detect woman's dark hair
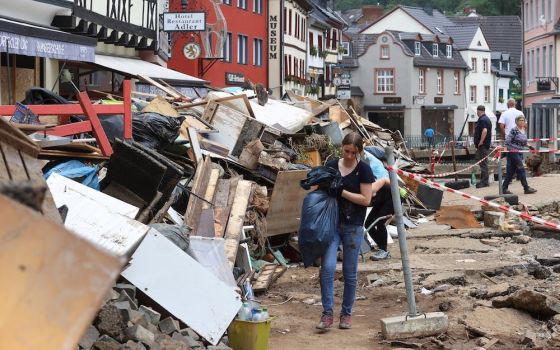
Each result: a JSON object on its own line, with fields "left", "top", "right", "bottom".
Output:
{"left": 341, "top": 132, "right": 364, "bottom": 153}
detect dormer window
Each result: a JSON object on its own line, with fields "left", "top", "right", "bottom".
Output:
{"left": 432, "top": 43, "right": 439, "bottom": 57}
{"left": 507, "top": 62, "right": 510, "bottom": 71}
{"left": 446, "top": 45, "right": 452, "bottom": 58}
{"left": 415, "top": 41, "right": 421, "bottom": 55}
{"left": 499, "top": 61, "right": 503, "bottom": 70}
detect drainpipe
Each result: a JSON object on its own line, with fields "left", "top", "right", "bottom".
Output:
{"left": 461, "top": 66, "right": 470, "bottom": 141}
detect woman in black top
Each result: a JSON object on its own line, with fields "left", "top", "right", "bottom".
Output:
{"left": 316, "top": 132, "right": 374, "bottom": 330}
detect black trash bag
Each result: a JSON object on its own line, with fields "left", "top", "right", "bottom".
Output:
{"left": 300, "top": 166, "right": 340, "bottom": 190}
{"left": 132, "top": 112, "right": 185, "bottom": 150}
{"left": 298, "top": 189, "right": 339, "bottom": 267}
{"left": 170, "top": 183, "right": 189, "bottom": 214}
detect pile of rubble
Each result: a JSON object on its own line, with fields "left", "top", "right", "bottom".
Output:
{"left": 0, "top": 81, "right": 425, "bottom": 349}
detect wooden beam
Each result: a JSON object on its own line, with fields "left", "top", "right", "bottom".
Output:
{"left": 139, "top": 75, "right": 181, "bottom": 99}
{"left": 223, "top": 180, "right": 252, "bottom": 268}
{"left": 184, "top": 156, "right": 212, "bottom": 234}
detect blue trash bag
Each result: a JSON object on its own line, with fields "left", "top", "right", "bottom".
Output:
{"left": 44, "top": 160, "right": 100, "bottom": 190}
{"left": 298, "top": 189, "right": 339, "bottom": 267}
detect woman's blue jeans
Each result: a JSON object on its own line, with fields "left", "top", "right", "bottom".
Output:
{"left": 503, "top": 152, "right": 529, "bottom": 191}
{"left": 320, "top": 223, "right": 362, "bottom": 316}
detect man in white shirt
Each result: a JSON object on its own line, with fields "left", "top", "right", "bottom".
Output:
{"left": 498, "top": 98, "right": 523, "bottom": 139}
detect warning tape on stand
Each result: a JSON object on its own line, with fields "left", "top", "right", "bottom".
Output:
{"left": 422, "top": 147, "right": 500, "bottom": 178}
{"left": 388, "top": 165, "right": 560, "bottom": 231}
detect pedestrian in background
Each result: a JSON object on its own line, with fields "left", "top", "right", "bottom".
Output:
{"left": 498, "top": 98, "right": 523, "bottom": 140}
{"left": 424, "top": 127, "right": 435, "bottom": 149}
{"left": 362, "top": 149, "right": 393, "bottom": 261}
{"left": 474, "top": 105, "right": 491, "bottom": 188}
{"left": 317, "top": 132, "right": 374, "bottom": 331}
{"left": 502, "top": 115, "right": 537, "bottom": 195}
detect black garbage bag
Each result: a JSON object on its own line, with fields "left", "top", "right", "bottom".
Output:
{"left": 300, "top": 166, "right": 340, "bottom": 190}
{"left": 298, "top": 189, "right": 339, "bottom": 267}
{"left": 132, "top": 112, "right": 185, "bottom": 150}
{"left": 170, "top": 183, "right": 189, "bottom": 214}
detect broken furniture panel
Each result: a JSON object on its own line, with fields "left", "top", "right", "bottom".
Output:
{"left": 0, "top": 118, "right": 61, "bottom": 223}
{"left": 223, "top": 180, "right": 253, "bottom": 268}
{"left": 185, "top": 156, "right": 212, "bottom": 234}
{"left": 0, "top": 80, "right": 133, "bottom": 157}
{"left": 265, "top": 170, "right": 310, "bottom": 237}
{"left": 47, "top": 173, "right": 150, "bottom": 256}
{"left": 0, "top": 194, "right": 124, "bottom": 350}
{"left": 121, "top": 230, "right": 241, "bottom": 345}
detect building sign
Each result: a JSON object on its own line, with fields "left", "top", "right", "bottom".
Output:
{"left": 268, "top": 14, "right": 278, "bottom": 60}
{"left": 434, "top": 97, "right": 443, "bottom": 104}
{"left": 268, "top": 0, "right": 281, "bottom": 98}
{"left": 336, "top": 88, "right": 351, "bottom": 99}
{"left": 383, "top": 97, "right": 401, "bottom": 104}
{"left": 0, "top": 31, "right": 95, "bottom": 62}
{"left": 163, "top": 12, "right": 206, "bottom": 32}
{"left": 413, "top": 96, "right": 425, "bottom": 105}
{"left": 225, "top": 72, "right": 245, "bottom": 85}
{"left": 183, "top": 42, "right": 201, "bottom": 59}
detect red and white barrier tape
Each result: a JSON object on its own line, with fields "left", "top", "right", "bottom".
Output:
{"left": 527, "top": 138, "right": 558, "bottom": 142}
{"left": 500, "top": 149, "right": 560, "bottom": 154}
{"left": 389, "top": 165, "right": 560, "bottom": 231}
{"left": 422, "top": 147, "right": 499, "bottom": 178}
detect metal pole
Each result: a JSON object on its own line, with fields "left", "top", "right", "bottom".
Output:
{"left": 385, "top": 146, "right": 418, "bottom": 317}
{"left": 498, "top": 153, "right": 503, "bottom": 195}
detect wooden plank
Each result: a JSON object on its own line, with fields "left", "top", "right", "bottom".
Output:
{"left": 201, "top": 101, "right": 219, "bottom": 123}
{"left": 0, "top": 194, "right": 124, "bottom": 350}
{"left": 196, "top": 208, "right": 216, "bottom": 238}
{"left": 187, "top": 127, "right": 203, "bottom": 165}
{"left": 265, "top": 170, "right": 310, "bottom": 237}
{"left": 202, "top": 169, "right": 220, "bottom": 210}
{"left": 231, "top": 118, "right": 265, "bottom": 157}
{"left": 223, "top": 180, "right": 252, "bottom": 268}
{"left": 199, "top": 138, "right": 230, "bottom": 157}
{"left": 252, "top": 263, "right": 279, "bottom": 293}
{"left": 213, "top": 179, "right": 231, "bottom": 208}
{"left": 205, "top": 104, "right": 248, "bottom": 153}
{"left": 185, "top": 156, "right": 212, "bottom": 234}
{"left": 139, "top": 75, "right": 180, "bottom": 99}
{"left": 212, "top": 179, "right": 231, "bottom": 238}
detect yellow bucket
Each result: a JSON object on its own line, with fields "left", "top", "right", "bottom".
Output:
{"left": 228, "top": 318, "right": 273, "bottom": 350}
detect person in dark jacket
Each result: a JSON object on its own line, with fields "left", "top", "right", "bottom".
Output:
{"left": 316, "top": 132, "right": 374, "bottom": 331}
{"left": 502, "top": 115, "right": 537, "bottom": 194}
{"left": 473, "top": 105, "right": 492, "bottom": 188}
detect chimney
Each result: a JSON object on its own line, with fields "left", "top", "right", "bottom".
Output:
{"left": 359, "top": 5, "right": 384, "bottom": 24}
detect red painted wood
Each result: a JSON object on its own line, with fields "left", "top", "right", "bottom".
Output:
{"left": 122, "top": 79, "right": 132, "bottom": 139}
{"left": 46, "top": 121, "right": 92, "bottom": 136}
{"left": 77, "top": 92, "right": 113, "bottom": 156}
{"left": 0, "top": 104, "right": 125, "bottom": 116}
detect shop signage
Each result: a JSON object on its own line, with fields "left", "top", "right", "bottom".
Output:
{"left": 225, "top": 72, "right": 245, "bottom": 85}
{"left": 383, "top": 97, "right": 401, "bottom": 104}
{"left": 269, "top": 15, "right": 278, "bottom": 59}
{"left": 0, "top": 31, "right": 95, "bottom": 62}
{"left": 434, "top": 97, "right": 443, "bottom": 104}
{"left": 413, "top": 96, "right": 425, "bottom": 105}
{"left": 336, "top": 88, "right": 351, "bottom": 100}
{"left": 163, "top": 12, "right": 206, "bottom": 32}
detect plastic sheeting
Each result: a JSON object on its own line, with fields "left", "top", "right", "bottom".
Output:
{"left": 207, "top": 91, "right": 312, "bottom": 133}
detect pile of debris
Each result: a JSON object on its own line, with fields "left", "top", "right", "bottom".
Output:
{"left": 0, "top": 81, "right": 423, "bottom": 349}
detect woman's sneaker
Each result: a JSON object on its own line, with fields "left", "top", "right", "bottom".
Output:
{"left": 370, "top": 249, "right": 391, "bottom": 261}
{"left": 339, "top": 315, "right": 352, "bottom": 329}
{"left": 316, "top": 314, "right": 333, "bottom": 330}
